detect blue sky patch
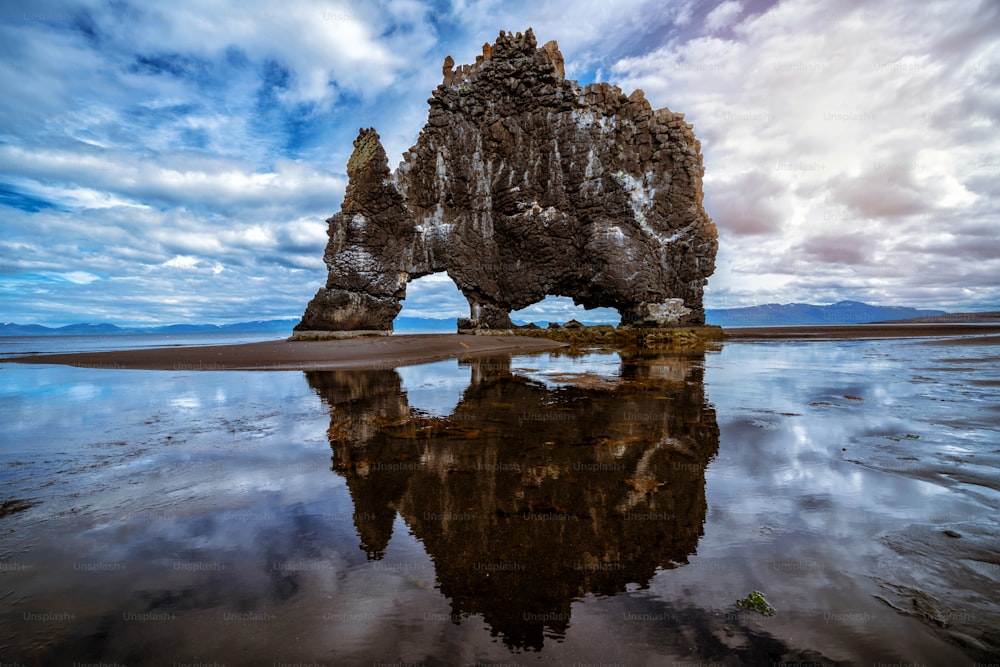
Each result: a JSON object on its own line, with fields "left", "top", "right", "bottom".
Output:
{"left": 0, "top": 184, "right": 60, "bottom": 213}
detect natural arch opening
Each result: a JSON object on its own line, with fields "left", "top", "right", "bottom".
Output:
{"left": 511, "top": 296, "right": 620, "bottom": 328}
{"left": 394, "top": 272, "right": 466, "bottom": 333}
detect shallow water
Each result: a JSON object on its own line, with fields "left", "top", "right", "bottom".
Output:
{"left": 0, "top": 332, "right": 288, "bottom": 357}
{"left": 0, "top": 337, "right": 997, "bottom": 665}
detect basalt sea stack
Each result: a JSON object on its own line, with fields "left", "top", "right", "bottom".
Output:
{"left": 294, "top": 28, "right": 717, "bottom": 337}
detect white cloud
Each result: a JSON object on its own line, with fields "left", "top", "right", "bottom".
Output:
{"left": 612, "top": 0, "right": 1000, "bottom": 309}
{"left": 53, "top": 271, "right": 103, "bottom": 285}
{"left": 71, "top": 0, "right": 411, "bottom": 106}
{"left": 0, "top": 145, "right": 346, "bottom": 213}
{"left": 398, "top": 273, "right": 468, "bottom": 319}
{"left": 705, "top": 171, "right": 786, "bottom": 235}
{"left": 704, "top": 1, "right": 742, "bottom": 32}
{"left": 512, "top": 298, "right": 620, "bottom": 324}
{"left": 163, "top": 255, "right": 201, "bottom": 270}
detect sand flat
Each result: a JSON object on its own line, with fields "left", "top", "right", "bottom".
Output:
{"left": 6, "top": 325, "right": 1000, "bottom": 372}
{"left": 4, "top": 334, "right": 567, "bottom": 371}
{"left": 724, "top": 324, "right": 1000, "bottom": 340}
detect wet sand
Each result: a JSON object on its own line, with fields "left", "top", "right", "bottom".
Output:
{"left": 724, "top": 323, "right": 1000, "bottom": 340}
{"left": 3, "top": 334, "right": 567, "bottom": 371}
{"left": 5, "top": 325, "right": 999, "bottom": 372}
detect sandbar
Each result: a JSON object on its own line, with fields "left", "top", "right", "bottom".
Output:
{"left": 4, "top": 334, "right": 567, "bottom": 371}
{"left": 6, "top": 326, "right": 1000, "bottom": 372}
{"left": 723, "top": 323, "right": 1000, "bottom": 341}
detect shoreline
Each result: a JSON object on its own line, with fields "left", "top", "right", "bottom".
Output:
{"left": 4, "top": 324, "right": 999, "bottom": 372}
{"left": 2, "top": 334, "right": 567, "bottom": 371}
{"left": 721, "top": 323, "right": 1000, "bottom": 341}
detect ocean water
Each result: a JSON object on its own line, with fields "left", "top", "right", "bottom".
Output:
{"left": 0, "top": 335, "right": 998, "bottom": 665}
{"left": 0, "top": 332, "right": 290, "bottom": 357}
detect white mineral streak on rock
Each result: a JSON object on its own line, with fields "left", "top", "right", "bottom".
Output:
{"left": 603, "top": 225, "right": 626, "bottom": 242}
{"left": 336, "top": 246, "right": 380, "bottom": 278}
{"left": 615, "top": 170, "right": 694, "bottom": 250}
{"left": 435, "top": 150, "right": 449, "bottom": 200}
{"left": 617, "top": 438, "right": 669, "bottom": 511}
{"left": 646, "top": 299, "right": 692, "bottom": 325}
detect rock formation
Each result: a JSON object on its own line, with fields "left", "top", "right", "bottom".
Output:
{"left": 295, "top": 28, "right": 717, "bottom": 336}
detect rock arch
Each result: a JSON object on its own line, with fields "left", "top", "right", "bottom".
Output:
{"left": 294, "top": 28, "right": 717, "bottom": 337}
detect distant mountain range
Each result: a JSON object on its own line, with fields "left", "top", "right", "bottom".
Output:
{"left": 384, "top": 303, "right": 967, "bottom": 328}
{"left": 704, "top": 301, "right": 948, "bottom": 326}
{"left": 5, "top": 302, "right": 993, "bottom": 335}
{"left": 0, "top": 319, "right": 301, "bottom": 336}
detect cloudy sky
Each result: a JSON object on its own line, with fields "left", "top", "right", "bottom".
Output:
{"left": 1, "top": 0, "right": 997, "bottom": 326}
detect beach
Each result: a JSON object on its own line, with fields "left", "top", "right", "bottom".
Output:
{"left": 722, "top": 323, "right": 1000, "bottom": 340}
{"left": 6, "top": 324, "right": 1000, "bottom": 372}
{"left": 3, "top": 333, "right": 567, "bottom": 371}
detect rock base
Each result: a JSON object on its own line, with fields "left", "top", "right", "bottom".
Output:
{"left": 288, "top": 329, "right": 391, "bottom": 342}
{"left": 461, "top": 323, "right": 725, "bottom": 350}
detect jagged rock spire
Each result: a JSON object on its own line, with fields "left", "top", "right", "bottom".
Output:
{"left": 295, "top": 29, "right": 717, "bottom": 336}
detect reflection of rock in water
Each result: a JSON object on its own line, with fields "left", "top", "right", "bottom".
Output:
{"left": 306, "top": 351, "right": 719, "bottom": 650}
